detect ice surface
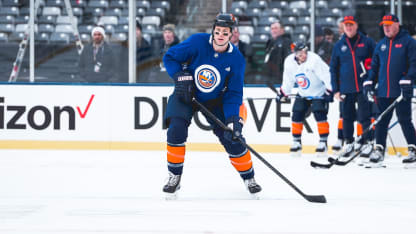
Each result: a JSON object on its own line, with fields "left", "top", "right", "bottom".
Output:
{"left": 0, "top": 149, "right": 415, "bottom": 234}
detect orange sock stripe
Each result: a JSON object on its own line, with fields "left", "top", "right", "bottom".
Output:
{"left": 338, "top": 118, "right": 343, "bottom": 130}
{"left": 317, "top": 121, "right": 330, "bottom": 135}
{"left": 292, "top": 122, "right": 303, "bottom": 135}
{"left": 371, "top": 118, "right": 375, "bottom": 130}
{"left": 230, "top": 151, "right": 253, "bottom": 172}
{"left": 167, "top": 145, "right": 185, "bottom": 164}
{"left": 356, "top": 123, "right": 363, "bottom": 136}
{"left": 239, "top": 103, "right": 247, "bottom": 124}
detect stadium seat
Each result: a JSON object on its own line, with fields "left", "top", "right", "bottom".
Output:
{"left": 239, "top": 33, "right": 250, "bottom": 44}
{"left": 84, "top": 7, "right": 104, "bottom": 17}
{"left": 0, "top": 7, "right": 19, "bottom": 16}
{"left": 19, "top": 7, "right": 43, "bottom": 16}
{"left": 15, "top": 24, "right": 38, "bottom": 33}
{"left": 244, "top": 8, "right": 261, "bottom": 19}
{"left": 8, "top": 32, "right": 25, "bottom": 42}
{"left": 14, "top": 15, "right": 30, "bottom": 24}
{"left": 316, "top": 0, "right": 328, "bottom": 9}
{"left": 35, "top": 32, "right": 50, "bottom": 43}
{"left": 137, "top": 0, "right": 150, "bottom": 10}
{"left": 0, "top": 15, "right": 15, "bottom": 24}
{"left": 293, "top": 33, "right": 307, "bottom": 42}
{"left": 281, "top": 17, "right": 297, "bottom": 27}
{"left": 254, "top": 25, "right": 270, "bottom": 35}
{"left": 284, "top": 25, "right": 294, "bottom": 35}
{"left": 0, "top": 32, "right": 8, "bottom": 42}
{"left": 57, "top": 16, "right": 78, "bottom": 25}
{"left": 137, "top": 8, "right": 146, "bottom": 17}
{"left": 103, "top": 24, "right": 114, "bottom": 35}
{"left": 38, "top": 15, "right": 57, "bottom": 24}
{"left": 114, "top": 24, "right": 128, "bottom": 33}
{"left": 105, "top": 8, "right": 122, "bottom": 17}
{"left": 110, "top": 0, "right": 126, "bottom": 9}
{"left": 46, "top": 0, "right": 64, "bottom": 7}
{"left": 319, "top": 8, "right": 342, "bottom": 18}
{"left": 289, "top": 1, "right": 307, "bottom": 9}
{"left": 55, "top": 24, "right": 73, "bottom": 33}
{"left": 142, "top": 32, "right": 151, "bottom": 44}
{"left": 78, "top": 24, "right": 94, "bottom": 34}
{"left": 142, "top": 24, "right": 156, "bottom": 34}
{"left": 50, "top": 32, "right": 70, "bottom": 44}
{"left": 297, "top": 16, "right": 311, "bottom": 26}
{"left": 2, "top": 0, "right": 19, "bottom": 7}
{"left": 38, "top": 24, "right": 55, "bottom": 33}
{"left": 62, "top": 7, "right": 83, "bottom": 17}
{"left": 142, "top": 16, "right": 160, "bottom": 27}
{"left": 251, "top": 34, "right": 269, "bottom": 44}
{"left": 262, "top": 8, "right": 282, "bottom": 18}
{"left": 0, "top": 24, "right": 15, "bottom": 33}
{"left": 79, "top": 33, "right": 91, "bottom": 42}
{"left": 43, "top": 7, "right": 62, "bottom": 16}
{"left": 118, "top": 16, "right": 128, "bottom": 25}
{"left": 110, "top": 32, "right": 126, "bottom": 42}
{"left": 99, "top": 16, "right": 118, "bottom": 25}
{"left": 257, "top": 16, "right": 278, "bottom": 27}
{"left": 231, "top": 8, "right": 244, "bottom": 18}
{"left": 269, "top": 1, "right": 288, "bottom": 10}
{"left": 231, "top": 1, "right": 248, "bottom": 10}
{"left": 71, "top": 0, "right": 86, "bottom": 8}
{"left": 293, "top": 25, "right": 309, "bottom": 35}
{"left": 88, "top": 0, "right": 109, "bottom": 9}
{"left": 328, "top": 0, "right": 350, "bottom": 9}
{"left": 151, "top": 1, "right": 170, "bottom": 11}
{"left": 248, "top": 0, "right": 268, "bottom": 10}
{"left": 146, "top": 8, "right": 165, "bottom": 18}
{"left": 317, "top": 17, "right": 336, "bottom": 27}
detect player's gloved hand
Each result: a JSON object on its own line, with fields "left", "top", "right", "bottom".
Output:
{"left": 399, "top": 79, "right": 413, "bottom": 101}
{"left": 363, "top": 80, "right": 375, "bottom": 102}
{"left": 224, "top": 116, "right": 244, "bottom": 143}
{"left": 323, "top": 89, "right": 333, "bottom": 102}
{"left": 174, "top": 71, "right": 195, "bottom": 104}
{"left": 276, "top": 87, "right": 288, "bottom": 102}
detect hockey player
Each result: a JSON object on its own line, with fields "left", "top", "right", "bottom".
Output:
{"left": 277, "top": 41, "right": 333, "bottom": 156}
{"left": 330, "top": 15, "right": 376, "bottom": 159}
{"left": 364, "top": 14, "right": 416, "bottom": 167}
{"left": 162, "top": 13, "right": 262, "bottom": 197}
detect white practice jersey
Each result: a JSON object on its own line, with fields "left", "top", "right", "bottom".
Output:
{"left": 281, "top": 51, "right": 332, "bottom": 97}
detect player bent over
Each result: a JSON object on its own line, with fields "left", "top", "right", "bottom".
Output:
{"left": 277, "top": 42, "right": 333, "bottom": 156}
{"left": 162, "top": 13, "right": 261, "bottom": 197}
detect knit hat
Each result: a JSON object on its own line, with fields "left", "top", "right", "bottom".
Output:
{"left": 91, "top": 26, "right": 106, "bottom": 38}
{"left": 162, "top": 24, "right": 175, "bottom": 33}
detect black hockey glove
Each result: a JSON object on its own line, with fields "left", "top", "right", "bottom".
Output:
{"left": 363, "top": 80, "right": 375, "bottom": 102}
{"left": 224, "top": 116, "right": 244, "bottom": 143}
{"left": 322, "top": 89, "right": 333, "bottom": 103}
{"left": 400, "top": 79, "right": 413, "bottom": 101}
{"left": 174, "top": 71, "right": 195, "bottom": 104}
{"left": 276, "top": 87, "right": 288, "bottom": 102}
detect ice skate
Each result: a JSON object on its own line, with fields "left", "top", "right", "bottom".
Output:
{"left": 359, "top": 142, "right": 373, "bottom": 158}
{"left": 315, "top": 141, "right": 327, "bottom": 157}
{"left": 163, "top": 171, "right": 181, "bottom": 200}
{"left": 244, "top": 177, "right": 262, "bottom": 199}
{"left": 339, "top": 142, "right": 354, "bottom": 158}
{"left": 354, "top": 142, "right": 362, "bottom": 152}
{"left": 290, "top": 141, "right": 302, "bottom": 157}
{"left": 365, "top": 145, "right": 386, "bottom": 168}
{"left": 403, "top": 145, "right": 416, "bottom": 169}
{"left": 331, "top": 139, "right": 343, "bottom": 154}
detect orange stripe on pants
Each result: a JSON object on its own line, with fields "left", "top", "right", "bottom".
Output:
{"left": 292, "top": 122, "right": 303, "bottom": 135}
{"left": 338, "top": 118, "right": 343, "bottom": 130}
{"left": 356, "top": 122, "right": 363, "bottom": 136}
{"left": 318, "top": 121, "right": 329, "bottom": 135}
{"left": 230, "top": 151, "right": 253, "bottom": 172}
{"left": 167, "top": 144, "right": 185, "bottom": 164}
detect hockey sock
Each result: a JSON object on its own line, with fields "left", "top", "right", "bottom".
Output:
{"left": 167, "top": 143, "right": 185, "bottom": 175}
{"left": 317, "top": 121, "right": 329, "bottom": 140}
{"left": 229, "top": 149, "right": 254, "bottom": 180}
{"left": 337, "top": 118, "right": 343, "bottom": 140}
{"left": 292, "top": 122, "right": 303, "bottom": 140}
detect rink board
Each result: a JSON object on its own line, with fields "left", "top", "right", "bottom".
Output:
{"left": 0, "top": 84, "right": 414, "bottom": 154}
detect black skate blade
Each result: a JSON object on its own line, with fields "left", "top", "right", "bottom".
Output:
{"left": 310, "top": 160, "right": 333, "bottom": 169}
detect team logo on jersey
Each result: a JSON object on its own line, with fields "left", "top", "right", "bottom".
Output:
{"left": 295, "top": 73, "right": 310, "bottom": 90}
{"left": 341, "top": 45, "right": 348, "bottom": 52}
{"left": 381, "top": 44, "right": 387, "bottom": 51}
{"left": 194, "top": 64, "right": 221, "bottom": 93}
{"left": 395, "top": 43, "right": 402, "bottom": 48}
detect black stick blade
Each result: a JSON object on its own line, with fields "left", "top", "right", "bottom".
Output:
{"left": 310, "top": 160, "right": 333, "bottom": 169}
{"left": 306, "top": 195, "right": 327, "bottom": 203}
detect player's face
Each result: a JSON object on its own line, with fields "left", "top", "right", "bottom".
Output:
{"left": 383, "top": 23, "right": 400, "bottom": 38}
{"left": 343, "top": 23, "right": 357, "bottom": 38}
{"left": 93, "top": 31, "right": 104, "bottom": 44}
{"left": 295, "top": 50, "right": 307, "bottom": 63}
{"left": 213, "top": 26, "right": 232, "bottom": 46}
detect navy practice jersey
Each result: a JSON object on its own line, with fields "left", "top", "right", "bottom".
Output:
{"left": 163, "top": 33, "right": 246, "bottom": 119}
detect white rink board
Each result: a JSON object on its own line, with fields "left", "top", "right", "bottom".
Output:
{"left": 0, "top": 84, "right": 414, "bottom": 147}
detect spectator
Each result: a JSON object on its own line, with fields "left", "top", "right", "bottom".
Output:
{"left": 264, "top": 21, "right": 292, "bottom": 84}
{"left": 230, "top": 27, "right": 252, "bottom": 59}
{"left": 79, "top": 26, "right": 115, "bottom": 83}
{"left": 315, "top": 25, "right": 333, "bottom": 64}
{"left": 136, "top": 21, "right": 152, "bottom": 63}
{"left": 159, "top": 24, "right": 180, "bottom": 71}
{"left": 324, "top": 28, "right": 335, "bottom": 43}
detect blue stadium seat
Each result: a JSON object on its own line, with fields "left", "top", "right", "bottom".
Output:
{"left": 281, "top": 16, "right": 297, "bottom": 27}
{"left": 254, "top": 25, "right": 270, "bottom": 35}
{"left": 0, "top": 15, "right": 15, "bottom": 24}
{"left": 43, "top": 7, "right": 62, "bottom": 16}
{"left": 251, "top": 34, "right": 269, "bottom": 44}
{"left": 84, "top": 7, "right": 104, "bottom": 17}
{"left": 0, "top": 23, "right": 15, "bottom": 33}
{"left": 231, "top": 1, "right": 248, "bottom": 10}
{"left": 2, "top": 0, "right": 19, "bottom": 7}
{"left": 46, "top": 0, "right": 64, "bottom": 7}
{"left": 248, "top": 0, "right": 268, "bottom": 10}
{"left": 151, "top": 1, "right": 170, "bottom": 11}
{"left": 0, "top": 7, "right": 19, "bottom": 16}
{"left": 146, "top": 8, "right": 165, "bottom": 18}
{"left": 57, "top": 15, "right": 78, "bottom": 25}
{"left": 262, "top": 8, "right": 282, "bottom": 18}
{"left": 297, "top": 16, "right": 310, "bottom": 26}
{"left": 14, "top": 15, "right": 30, "bottom": 24}
{"left": 55, "top": 24, "right": 73, "bottom": 33}
{"left": 70, "top": 0, "right": 86, "bottom": 8}
{"left": 88, "top": 0, "right": 109, "bottom": 9}
{"left": 269, "top": 1, "right": 288, "bottom": 10}
{"left": 105, "top": 8, "right": 122, "bottom": 17}
{"left": 78, "top": 24, "right": 94, "bottom": 34}
{"left": 257, "top": 16, "right": 278, "bottom": 27}
{"left": 38, "top": 24, "right": 55, "bottom": 33}
{"left": 8, "top": 32, "right": 25, "bottom": 42}
{"left": 110, "top": 32, "right": 126, "bottom": 42}
{"left": 238, "top": 25, "right": 254, "bottom": 37}
{"left": 137, "top": 0, "right": 150, "bottom": 10}
{"left": 35, "top": 32, "right": 50, "bottom": 43}
{"left": 231, "top": 8, "right": 244, "bottom": 18}
{"left": 114, "top": 24, "right": 128, "bottom": 33}
{"left": 137, "top": 7, "right": 146, "bottom": 17}
{"left": 50, "top": 32, "right": 70, "bottom": 44}
{"left": 19, "top": 7, "right": 42, "bottom": 16}
{"left": 0, "top": 32, "right": 8, "bottom": 42}
{"left": 38, "top": 15, "right": 57, "bottom": 24}
{"left": 110, "top": 0, "right": 126, "bottom": 9}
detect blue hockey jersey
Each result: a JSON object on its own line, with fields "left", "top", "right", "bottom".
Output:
{"left": 330, "top": 31, "right": 376, "bottom": 94}
{"left": 163, "top": 33, "right": 246, "bottom": 119}
{"left": 367, "top": 29, "right": 416, "bottom": 97}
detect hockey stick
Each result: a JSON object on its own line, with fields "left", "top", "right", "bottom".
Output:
{"left": 317, "top": 95, "right": 404, "bottom": 167}
{"left": 192, "top": 98, "right": 327, "bottom": 203}
{"left": 266, "top": 83, "right": 323, "bottom": 100}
